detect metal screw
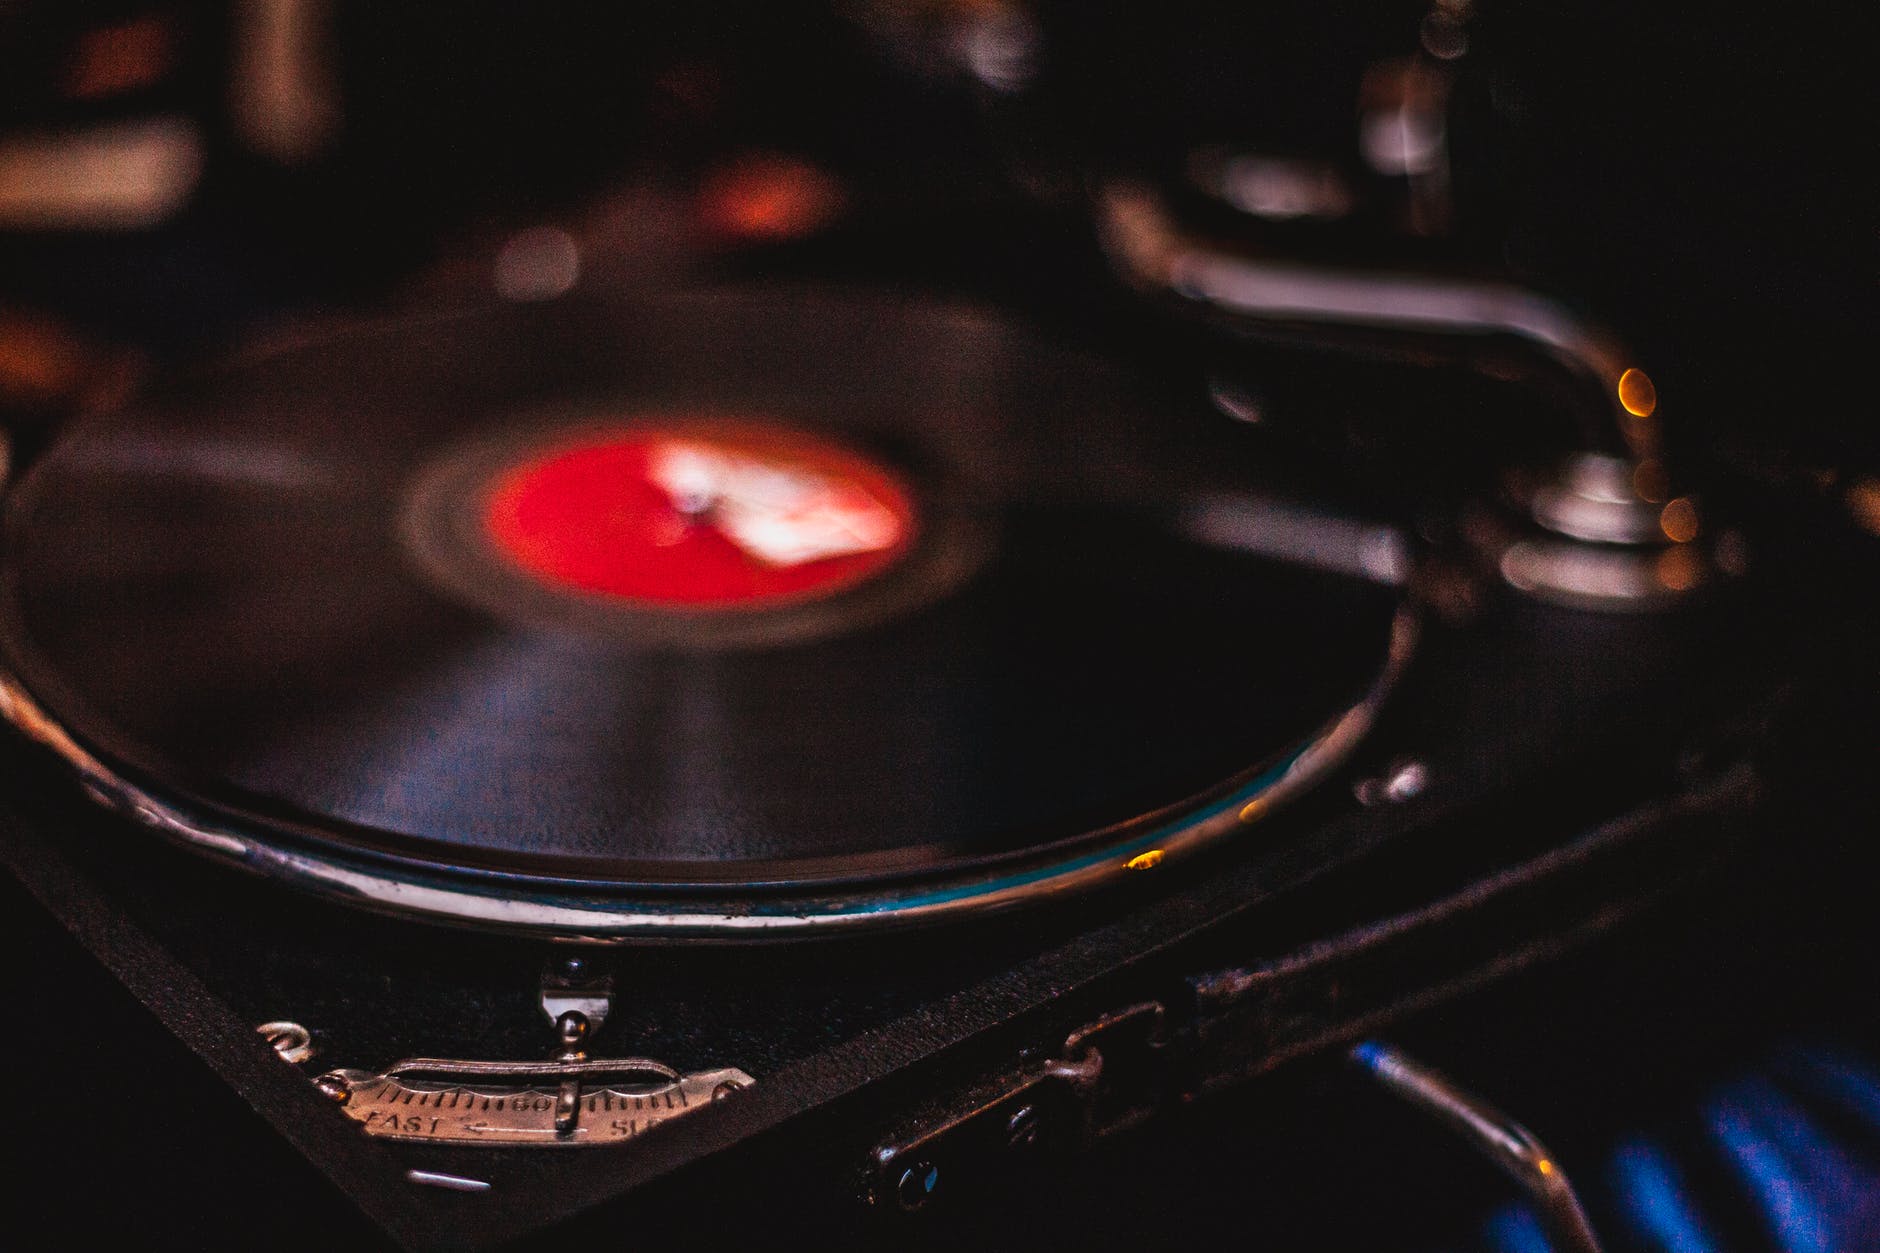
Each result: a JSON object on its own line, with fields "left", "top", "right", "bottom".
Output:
{"left": 313, "top": 1073, "right": 351, "bottom": 1106}
{"left": 555, "top": 954, "right": 587, "bottom": 980}
{"left": 895, "top": 1161, "right": 940, "bottom": 1212}
{"left": 556, "top": 1011, "right": 589, "bottom": 1049}
{"left": 257, "top": 1020, "right": 315, "bottom": 1064}
{"left": 712, "top": 1080, "right": 746, "bottom": 1100}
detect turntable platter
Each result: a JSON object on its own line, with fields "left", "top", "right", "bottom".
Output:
{"left": 0, "top": 290, "right": 1409, "bottom": 933}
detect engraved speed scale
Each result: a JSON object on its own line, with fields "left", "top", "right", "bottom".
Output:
{"left": 303, "top": 966, "right": 754, "bottom": 1148}
{"left": 318, "top": 1057, "right": 754, "bottom": 1147}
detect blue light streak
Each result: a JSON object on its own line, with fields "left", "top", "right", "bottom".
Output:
{"left": 1607, "top": 1137, "right": 1719, "bottom": 1253}
{"left": 1705, "top": 1077, "right": 1873, "bottom": 1253}
{"left": 1480, "top": 1203, "right": 1552, "bottom": 1253}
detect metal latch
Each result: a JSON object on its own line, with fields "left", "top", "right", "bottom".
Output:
{"left": 869, "top": 1001, "right": 1166, "bottom": 1211}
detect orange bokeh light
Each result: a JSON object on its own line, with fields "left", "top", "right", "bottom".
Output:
{"left": 1618, "top": 368, "right": 1658, "bottom": 419}
{"left": 1659, "top": 497, "right": 1699, "bottom": 544}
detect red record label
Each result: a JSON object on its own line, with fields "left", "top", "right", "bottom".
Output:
{"left": 481, "top": 422, "right": 918, "bottom": 609}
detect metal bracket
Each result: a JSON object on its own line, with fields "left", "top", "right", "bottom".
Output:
{"left": 540, "top": 953, "right": 613, "bottom": 1035}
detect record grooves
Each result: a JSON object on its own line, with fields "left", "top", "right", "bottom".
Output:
{"left": 0, "top": 289, "right": 1411, "bottom": 935}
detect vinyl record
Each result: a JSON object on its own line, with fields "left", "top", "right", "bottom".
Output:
{"left": 0, "top": 289, "right": 1411, "bottom": 934}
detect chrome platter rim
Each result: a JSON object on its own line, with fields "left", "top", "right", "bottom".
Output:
{"left": 0, "top": 605, "right": 1416, "bottom": 940}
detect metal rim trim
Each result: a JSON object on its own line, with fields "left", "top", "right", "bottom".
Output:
{"left": 0, "top": 607, "right": 1415, "bottom": 940}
